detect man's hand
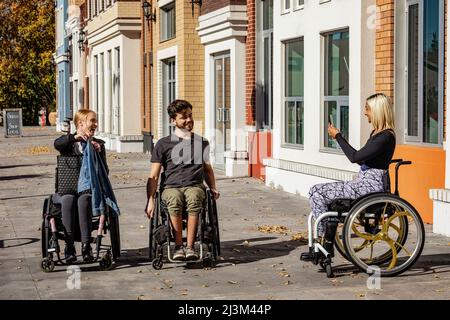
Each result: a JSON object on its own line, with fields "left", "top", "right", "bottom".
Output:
{"left": 327, "top": 123, "right": 340, "bottom": 139}
{"left": 146, "top": 198, "right": 155, "bottom": 219}
{"left": 210, "top": 188, "right": 220, "bottom": 200}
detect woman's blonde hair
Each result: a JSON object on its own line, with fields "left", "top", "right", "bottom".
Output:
{"left": 366, "top": 93, "right": 395, "bottom": 131}
{"left": 74, "top": 109, "right": 95, "bottom": 127}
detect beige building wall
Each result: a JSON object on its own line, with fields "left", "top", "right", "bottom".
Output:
{"left": 151, "top": 0, "right": 204, "bottom": 140}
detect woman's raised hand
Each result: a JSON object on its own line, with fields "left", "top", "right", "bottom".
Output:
{"left": 327, "top": 123, "right": 340, "bottom": 139}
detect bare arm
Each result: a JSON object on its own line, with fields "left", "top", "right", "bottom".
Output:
{"left": 203, "top": 163, "right": 220, "bottom": 200}
{"left": 145, "top": 162, "right": 162, "bottom": 218}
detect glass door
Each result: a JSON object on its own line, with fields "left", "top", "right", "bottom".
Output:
{"left": 214, "top": 54, "right": 231, "bottom": 170}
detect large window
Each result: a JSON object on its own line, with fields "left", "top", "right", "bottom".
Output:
{"left": 284, "top": 38, "right": 304, "bottom": 146}
{"left": 323, "top": 29, "right": 349, "bottom": 149}
{"left": 162, "top": 58, "right": 176, "bottom": 136}
{"left": 160, "top": 2, "right": 176, "bottom": 42}
{"left": 258, "top": 0, "right": 273, "bottom": 129}
{"left": 94, "top": 55, "right": 99, "bottom": 115}
{"left": 406, "top": 0, "right": 444, "bottom": 145}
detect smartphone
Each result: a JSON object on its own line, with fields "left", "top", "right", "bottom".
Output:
{"left": 328, "top": 115, "right": 334, "bottom": 126}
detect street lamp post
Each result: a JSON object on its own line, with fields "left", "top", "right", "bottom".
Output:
{"left": 142, "top": 0, "right": 156, "bottom": 23}
{"left": 78, "top": 30, "right": 85, "bottom": 52}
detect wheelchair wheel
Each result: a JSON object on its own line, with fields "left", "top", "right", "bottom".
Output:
{"left": 334, "top": 224, "right": 348, "bottom": 260}
{"left": 108, "top": 213, "right": 121, "bottom": 260}
{"left": 342, "top": 194, "right": 425, "bottom": 277}
{"left": 149, "top": 195, "right": 161, "bottom": 260}
{"left": 41, "top": 197, "right": 51, "bottom": 259}
{"left": 41, "top": 258, "right": 55, "bottom": 272}
{"left": 206, "top": 191, "right": 220, "bottom": 259}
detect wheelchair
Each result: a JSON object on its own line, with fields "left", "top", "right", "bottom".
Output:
{"left": 300, "top": 159, "right": 425, "bottom": 278}
{"left": 148, "top": 180, "right": 220, "bottom": 270}
{"left": 40, "top": 119, "right": 121, "bottom": 272}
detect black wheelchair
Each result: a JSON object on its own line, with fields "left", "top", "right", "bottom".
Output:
{"left": 301, "top": 159, "right": 425, "bottom": 278}
{"left": 40, "top": 119, "right": 121, "bottom": 272}
{"left": 148, "top": 179, "right": 220, "bottom": 270}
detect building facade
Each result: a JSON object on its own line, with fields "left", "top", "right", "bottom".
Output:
{"left": 256, "top": 0, "right": 448, "bottom": 228}
{"left": 85, "top": 0, "right": 143, "bottom": 152}
{"left": 55, "top": 0, "right": 71, "bottom": 131}
{"left": 197, "top": 0, "right": 249, "bottom": 176}
{"left": 66, "top": 0, "right": 88, "bottom": 130}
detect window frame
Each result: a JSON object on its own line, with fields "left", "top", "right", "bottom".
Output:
{"left": 405, "top": 0, "right": 444, "bottom": 146}
{"left": 282, "top": 37, "right": 305, "bottom": 148}
{"left": 321, "top": 29, "right": 350, "bottom": 151}
{"left": 160, "top": 2, "right": 176, "bottom": 42}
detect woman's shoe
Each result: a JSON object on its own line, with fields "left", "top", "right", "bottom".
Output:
{"left": 82, "top": 242, "right": 94, "bottom": 263}
{"left": 64, "top": 243, "right": 77, "bottom": 263}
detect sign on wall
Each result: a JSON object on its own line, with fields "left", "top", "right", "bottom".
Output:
{"left": 3, "top": 109, "right": 23, "bottom": 137}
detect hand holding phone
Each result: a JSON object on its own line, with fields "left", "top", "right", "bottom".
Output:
{"left": 328, "top": 115, "right": 334, "bottom": 127}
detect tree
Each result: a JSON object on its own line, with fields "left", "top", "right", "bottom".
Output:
{"left": 0, "top": 0, "right": 55, "bottom": 125}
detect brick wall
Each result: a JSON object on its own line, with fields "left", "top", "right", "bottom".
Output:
{"left": 201, "top": 0, "right": 246, "bottom": 15}
{"left": 246, "top": 0, "right": 256, "bottom": 126}
{"left": 375, "top": 0, "right": 394, "bottom": 100}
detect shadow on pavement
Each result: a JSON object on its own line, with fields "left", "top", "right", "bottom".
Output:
{"left": 0, "top": 237, "right": 40, "bottom": 249}
{"left": 0, "top": 174, "right": 47, "bottom": 181}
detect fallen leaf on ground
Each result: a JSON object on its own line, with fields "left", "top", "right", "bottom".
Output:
{"left": 290, "top": 232, "right": 308, "bottom": 242}
{"left": 257, "top": 225, "right": 290, "bottom": 235}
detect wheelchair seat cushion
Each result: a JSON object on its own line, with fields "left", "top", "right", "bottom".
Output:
{"left": 327, "top": 198, "right": 354, "bottom": 213}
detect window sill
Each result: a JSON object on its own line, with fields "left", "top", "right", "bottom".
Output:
{"left": 319, "top": 147, "right": 344, "bottom": 155}
{"left": 159, "top": 37, "right": 176, "bottom": 44}
{"left": 281, "top": 144, "right": 304, "bottom": 150}
{"left": 294, "top": 5, "right": 305, "bottom": 12}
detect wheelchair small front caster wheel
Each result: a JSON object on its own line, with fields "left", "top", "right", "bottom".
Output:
{"left": 152, "top": 257, "right": 163, "bottom": 270}
{"left": 99, "top": 255, "right": 113, "bottom": 271}
{"left": 319, "top": 261, "right": 326, "bottom": 270}
{"left": 325, "top": 263, "right": 334, "bottom": 278}
{"left": 202, "top": 257, "right": 213, "bottom": 268}
{"left": 41, "top": 258, "right": 55, "bottom": 273}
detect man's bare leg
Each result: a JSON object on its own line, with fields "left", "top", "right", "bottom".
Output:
{"left": 170, "top": 215, "right": 183, "bottom": 246}
{"left": 187, "top": 215, "right": 199, "bottom": 248}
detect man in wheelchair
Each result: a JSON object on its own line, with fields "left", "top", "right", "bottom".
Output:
{"left": 146, "top": 99, "right": 220, "bottom": 261}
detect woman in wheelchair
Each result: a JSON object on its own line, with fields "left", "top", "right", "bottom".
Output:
{"left": 53, "top": 109, "right": 108, "bottom": 263}
{"left": 305, "top": 93, "right": 396, "bottom": 258}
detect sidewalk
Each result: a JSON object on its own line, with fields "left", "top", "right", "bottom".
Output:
{"left": 1, "top": 127, "right": 449, "bottom": 299}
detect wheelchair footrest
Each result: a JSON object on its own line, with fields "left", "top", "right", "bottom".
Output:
{"left": 300, "top": 252, "right": 316, "bottom": 262}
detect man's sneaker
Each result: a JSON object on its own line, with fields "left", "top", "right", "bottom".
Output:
{"left": 185, "top": 247, "right": 199, "bottom": 261}
{"left": 64, "top": 244, "right": 77, "bottom": 263}
{"left": 172, "top": 245, "right": 186, "bottom": 261}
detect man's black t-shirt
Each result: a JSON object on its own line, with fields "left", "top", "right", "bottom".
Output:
{"left": 151, "top": 133, "right": 210, "bottom": 188}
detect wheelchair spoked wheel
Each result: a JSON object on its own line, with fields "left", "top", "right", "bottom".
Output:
{"left": 108, "top": 213, "right": 121, "bottom": 261}
{"left": 343, "top": 194, "right": 425, "bottom": 277}
{"left": 41, "top": 205, "right": 56, "bottom": 272}
{"left": 206, "top": 191, "right": 221, "bottom": 260}
{"left": 334, "top": 223, "right": 348, "bottom": 260}
{"left": 334, "top": 213, "right": 406, "bottom": 264}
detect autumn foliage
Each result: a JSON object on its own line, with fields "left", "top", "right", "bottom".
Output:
{"left": 0, "top": 0, "right": 55, "bottom": 125}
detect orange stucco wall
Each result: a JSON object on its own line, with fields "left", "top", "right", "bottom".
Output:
{"left": 391, "top": 145, "right": 446, "bottom": 224}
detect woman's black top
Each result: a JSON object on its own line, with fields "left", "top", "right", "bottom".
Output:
{"left": 54, "top": 133, "right": 109, "bottom": 173}
{"left": 335, "top": 129, "right": 396, "bottom": 170}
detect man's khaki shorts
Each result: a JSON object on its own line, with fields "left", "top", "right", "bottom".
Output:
{"left": 161, "top": 183, "right": 206, "bottom": 217}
